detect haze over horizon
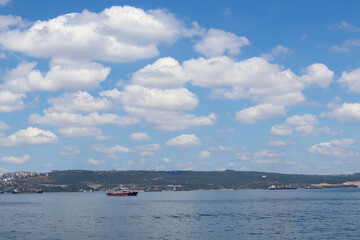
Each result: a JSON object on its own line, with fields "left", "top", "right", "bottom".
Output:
{"left": 0, "top": 0, "right": 360, "bottom": 174}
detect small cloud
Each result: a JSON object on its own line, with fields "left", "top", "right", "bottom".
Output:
{"left": 331, "top": 38, "right": 360, "bottom": 53}
{"left": 162, "top": 157, "right": 172, "bottom": 163}
{"left": 86, "top": 158, "right": 104, "bottom": 165}
{"left": 334, "top": 21, "right": 360, "bottom": 32}
{"left": 0, "top": 0, "right": 11, "bottom": 6}
{"left": 260, "top": 45, "right": 292, "bottom": 61}
{"left": 198, "top": 150, "right": 211, "bottom": 159}
{"left": 59, "top": 145, "right": 80, "bottom": 157}
{"left": 222, "top": 8, "right": 231, "bottom": 15}
{"left": 1, "top": 154, "right": 30, "bottom": 164}
{"left": 130, "top": 132, "right": 151, "bottom": 141}
{"left": 0, "top": 52, "right": 5, "bottom": 59}
{"left": 301, "top": 34, "right": 307, "bottom": 42}
{"left": 166, "top": 134, "right": 201, "bottom": 146}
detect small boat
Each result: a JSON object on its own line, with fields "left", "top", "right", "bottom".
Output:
{"left": 106, "top": 187, "right": 138, "bottom": 196}
{"left": 0, "top": 191, "right": 4, "bottom": 194}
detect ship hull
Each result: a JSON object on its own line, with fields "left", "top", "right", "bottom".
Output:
{"left": 106, "top": 192, "right": 138, "bottom": 196}
{"left": 12, "top": 190, "right": 43, "bottom": 194}
{"left": 268, "top": 188, "right": 297, "bottom": 190}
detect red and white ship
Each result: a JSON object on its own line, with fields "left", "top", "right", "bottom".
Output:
{"left": 106, "top": 187, "right": 138, "bottom": 196}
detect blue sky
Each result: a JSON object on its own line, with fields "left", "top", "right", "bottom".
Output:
{"left": 1, "top": 0, "right": 360, "bottom": 174}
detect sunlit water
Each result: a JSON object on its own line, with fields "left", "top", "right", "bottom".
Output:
{"left": 1, "top": 189, "right": 360, "bottom": 239}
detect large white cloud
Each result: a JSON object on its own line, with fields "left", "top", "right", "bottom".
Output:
{"left": 1, "top": 154, "right": 30, "bottom": 164}
{"left": 327, "top": 102, "right": 360, "bottom": 121}
{"left": 308, "top": 138, "right": 357, "bottom": 158}
{"left": 0, "top": 127, "right": 57, "bottom": 146}
{"left": 166, "top": 134, "right": 201, "bottom": 146}
{"left": 47, "top": 91, "right": 113, "bottom": 113}
{"left": 0, "top": 90, "right": 26, "bottom": 112}
{"left": 193, "top": 28, "right": 250, "bottom": 57}
{"left": 101, "top": 86, "right": 217, "bottom": 131}
{"left": 183, "top": 56, "right": 333, "bottom": 105}
{"left": 131, "top": 57, "right": 188, "bottom": 88}
{"left": 0, "top": 6, "right": 198, "bottom": 62}
{"left": 235, "top": 104, "right": 286, "bottom": 124}
{"left": 338, "top": 68, "right": 360, "bottom": 93}
{"left": 271, "top": 114, "right": 319, "bottom": 136}
{"left": 3, "top": 58, "right": 110, "bottom": 92}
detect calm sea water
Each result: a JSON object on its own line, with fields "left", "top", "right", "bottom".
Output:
{"left": 1, "top": 189, "right": 360, "bottom": 239}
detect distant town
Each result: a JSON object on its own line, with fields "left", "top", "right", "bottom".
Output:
{"left": 1, "top": 170, "right": 360, "bottom": 193}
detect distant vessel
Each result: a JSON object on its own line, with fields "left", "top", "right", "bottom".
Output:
{"left": 12, "top": 189, "right": 43, "bottom": 194}
{"left": 144, "top": 189, "right": 162, "bottom": 192}
{"left": 106, "top": 187, "right": 138, "bottom": 196}
{"left": 268, "top": 185, "right": 297, "bottom": 190}
{"left": 0, "top": 191, "right": 4, "bottom": 194}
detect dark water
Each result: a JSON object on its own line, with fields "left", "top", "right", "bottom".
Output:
{"left": 1, "top": 189, "right": 360, "bottom": 239}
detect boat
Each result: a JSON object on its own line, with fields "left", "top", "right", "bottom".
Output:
{"left": 0, "top": 191, "right": 4, "bottom": 194}
{"left": 268, "top": 185, "right": 297, "bottom": 190}
{"left": 106, "top": 187, "right": 138, "bottom": 196}
{"left": 12, "top": 189, "right": 43, "bottom": 194}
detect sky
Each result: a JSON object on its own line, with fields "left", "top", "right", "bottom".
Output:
{"left": 0, "top": 0, "right": 360, "bottom": 174}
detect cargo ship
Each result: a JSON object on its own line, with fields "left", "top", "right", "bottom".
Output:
{"left": 106, "top": 187, "right": 138, "bottom": 196}
{"left": 268, "top": 185, "right": 297, "bottom": 190}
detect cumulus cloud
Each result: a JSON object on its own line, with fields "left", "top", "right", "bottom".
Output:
{"left": 268, "top": 140, "right": 295, "bottom": 147}
{"left": 102, "top": 86, "right": 217, "bottom": 131}
{"left": 0, "top": 127, "right": 57, "bottom": 146}
{"left": 131, "top": 57, "right": 188, "bottom": 88}
{"left": 47, "top": 91, "right": 113, "bottom": 113}
{"left": 0, "top": 91, "right": 26, "bottom": 112}
{"left": 130, "top": 132, "right": 151, "bottom": 141}
{"left": 86, "top": 158, "right": 104, "bottom": 165}
{"left": 235, "top": 104, "right": 286, "bottom": 124}
{"left": 208, "top": 146, "right": 233, "bottom": 152}
{"left": 271, "top": 114, "right": 319, "bottom": 136}
{"left": 29, "top": 111, "right": 138, "bottom": 127}
{"left": 3, "top": 59, "right": 110, "bottom": 92}
{"left": 134, "top": 143, "right": 162, "bottom": 156}
{"left": 166, "top": 134, "right": 201, "bottom": 146}
{"left": 308, "top": 138, "right": 357, "bottom": 158}
{"left": 58, "top": 126, "right": 103, "bottom": 138}
{"left": 1, "top": 154, "right": 30, "bottom": 164}
{"left": 237, "top": 149, "right": 284, "bottom": 164}
{"left": 338, "top": 68, "right": 360, "bottom": 93}
{"left": 198, "top": 150, "right": 211, "bottom": 159}
{"left": 59, "top": 145, "right": 80, "bottom": 157}
{"left": 0, "top": 6, "right": 198, "bottom": 62}
{"left": 0, "top": 15, "right": 25, "bottom": 30}
{"left": 184, "top": 56, "right": 333, "bottom": 105}
{"left": 193, "top": 28, "right": 250, "bottom": 57}
{"left": 91, "top": 144, "right": 131, "bottom": 159}
{"left": 327, "top": 103, "right": 360, "bottom": 121}
{"left": 260, "top": 45, "right": 292, "bottom": 61}
{"left": 162, "top": 157, "right": 172, "bottom": 163}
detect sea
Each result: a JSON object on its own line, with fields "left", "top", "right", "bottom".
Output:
{"left": 1, "top": 188, "right": 360, "bottom": 240}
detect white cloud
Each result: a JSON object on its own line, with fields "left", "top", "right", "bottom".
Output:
{"left": 166, "top": 134, "right": 201, "bottom": 146}
{"left": 0, "top": 0, "right": 11, "bottom": 6}
{"left": 103, "top": 86, "right": 217, "bottom": 131}
{"left": 59, "top": 145, "right": 80, "bottom": 157}
{"left": 47, "top": 91, "right": 113, "bottom": 113}
{"left": 198, "top": 150, "right": 211, "bottom": 159}
{"left": 0, "top": 90, "right": 26, "bottom": 112}
{"left": 0, "top": 15, "right": 24, "bottom": 30}
{"left": 134, "top": 144, "right": 161, "bottom": 152}
{"left": 0, "top": 121, "right": 10, "bottom": 130}
{"left": 193, "top": 28, "right": 250, "bottom": 57}
{"left": 268, "top": 140, "right": 295, "bottom": 147}
{"left": 308, "top": 138, "right": 357, "bottom": 158}
{"left": 184, "top": 56, "right": 333, "bottom": 105}
{"left": 131, "top": 57, "right": 188, "bottom": 88}
{"left": 236, "top": 149, "right": 284, "bottom": 164}
{"left": 235, "top": 104, "right": 286, "bottom": 124}
{"left": 208, "top": 146, "right": 233, "bottom": 152}
{"left": 1, "top": 154, "right": 30, "bottom": 164}
{"left": 327, "top": 103, "right": 360, "bottom": 122}
{"left": 338, "top": 68, "right": 360, "bottom": 93}
{"left": 162, "top": 157, "right": 172, "bottom": 163}
{"left": 334, "top": 21, "right": 360, "bottom": 32}
{"left": 130, "top": 132, "right": 151, "bottom": 141}
{"left": 3, "top": 59, "right": 110, "bottom": 92}
{"left": 86, "top": 158, "right": 104, "bottom": 165}
{"left": 58, "top": 126, "right": 103, "bottom": 138}
{"left": 260, "top": 45, "right": 292, "bottom": 61}
{"left": 0, "top": 127, "right": 57, "bottom": 146}
{"left": 271, "top": 114, "right": 319, "bottom": 136}
{"left": 331, "top": 38, "right": 360, "bottom": 53}
{"left": 91, "top": 144, "right": 131, "bottom": 159}
{"left": 0, "top": 6, "right": 199, "bottom": 62}
{"left": 29, "top": 111, "right": 139, "bottom": 127}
